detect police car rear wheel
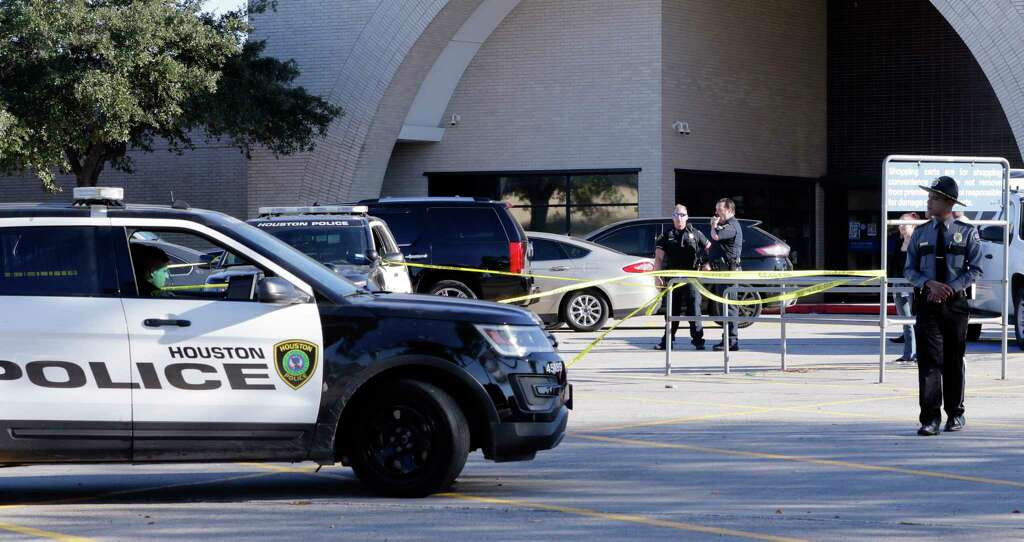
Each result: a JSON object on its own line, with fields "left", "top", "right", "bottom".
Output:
{"left": 350, "top": 379, "right": 470, "bottom": 497}
{"left": 429, "top": 280, "right": 476, "bottom": 299}
{"left": 1015, "top": 288, "right": 1024, "bottom": 350}
{"left": 562, "top": 290, "right": 608, "bottom": 332}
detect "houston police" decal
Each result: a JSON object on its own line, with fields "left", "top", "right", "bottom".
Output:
{"left": 274, "top": 340, "right": 318, "bottom": 390}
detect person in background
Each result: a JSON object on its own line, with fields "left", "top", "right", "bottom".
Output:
{"left": 889, "top": 212, "right": 919, "bottom": 363}
{"left": 653, "top": 204, "right": 711, "bottom": 351}
{"left": 709, "top": 198, "right": 743, "bottom": 351}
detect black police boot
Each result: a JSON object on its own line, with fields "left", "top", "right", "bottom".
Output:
{"left": 654, "top": 337, "right": 674, "bottom": 351}
{"left": 692, "top": 340, "right": 705, "bottom": 351}
{"left": 945, "top": 415, "right": 965, "bottom": 432}
{"left": 713, "top": 342, "right": 739, "bottom": 351}
{"left": 917, "top": 419, "right": 941, "bottom": 436}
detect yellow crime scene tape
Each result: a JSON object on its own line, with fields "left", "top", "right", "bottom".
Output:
{"left": 383, "top": 259, "right": 885, "bottom": 367}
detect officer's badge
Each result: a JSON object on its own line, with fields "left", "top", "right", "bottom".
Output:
{"left": 274, "top": 340, "right": 319, "bottom": 390}
{"left": 931, "top": 178, "right": 941, "bottom": 188}
{"left": 953, "top": 231, "right": 963, "bottom": 243}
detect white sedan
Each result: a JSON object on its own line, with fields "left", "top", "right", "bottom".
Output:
{"left": 527, "top": 231, "right": 660, "bottom": 331}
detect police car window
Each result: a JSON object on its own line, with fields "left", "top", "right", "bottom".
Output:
{"left": 255, "top": 222, "right": 370, "bottom": 266}
{"left": 428, "top": 208, "right": 505, "bottom": 243}
{"left": 559, "top": 242, "right": 591, "bottom": 259}
{"left": 531, "top": 239, "right": 567, "bottom": 261}
{"left": 126, "top": 229, "right": 267, "bottom": 301}
{"left": 0, "top": 226, "right": 118, "bottom": 297}
{"left": 371, "top": 224, "right": 400, "bottom": 255}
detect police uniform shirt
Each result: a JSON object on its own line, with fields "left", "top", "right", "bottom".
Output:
{"left": 656, "top": 225, "right": 709, "bottom": 269}
{"left": 710, "top": 217, "right": 743, "bottom": 264}
{"left": 904, "top": 216, "right": 982, "bottom": 293}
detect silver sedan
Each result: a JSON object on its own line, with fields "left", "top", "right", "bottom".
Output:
{"left": 527, "top": 231, "right": 660, "bottom": 331}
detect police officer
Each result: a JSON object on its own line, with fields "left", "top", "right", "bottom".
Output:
{"left": 709, "top": 198, "right": 743, "bottom": 351}
{"left": 904, "top": 176, "right": 982, "bottom": 436}
{"left": 654, "top": 204, "right": 711, "bottom": 350}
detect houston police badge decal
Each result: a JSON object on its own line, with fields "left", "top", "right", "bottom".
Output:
{"left": 274, "top": 340, "right": 319, "bottom": 390}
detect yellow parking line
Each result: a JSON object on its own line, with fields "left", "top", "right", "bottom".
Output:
{"left": 437, "top": 493, "right": 807, "bottom": 542}
{"left": 242, "top": 463, "right": 805, "bottom": 542}
{"left": 576, "top": 434, "right": 1024, "bottom": 490}
{"left": 0, "top": 521, "right": 93, "bottom": 542}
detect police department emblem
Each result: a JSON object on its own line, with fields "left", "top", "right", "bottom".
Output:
{"left": 931, "top": 178, "right": 941, "bottom": 188}
{"left": 273, "top": 340, "right": 318, "bottom": 390}
{"left": 953, "top": 231, "right": 963, "bottom": 243}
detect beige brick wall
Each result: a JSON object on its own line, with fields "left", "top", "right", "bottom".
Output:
{"left": 663, "top": 0, "right": 827, "bottom": 214}
{"left": 381, "top": 0, "right": 665, "bottom": 215}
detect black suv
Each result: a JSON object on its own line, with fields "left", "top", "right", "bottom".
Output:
{"left": 360, "top": 197, "right": 535, "bottom": 303}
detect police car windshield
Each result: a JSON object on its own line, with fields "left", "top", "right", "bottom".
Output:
{"left": 257, "top": 224, "right": 370, "bottom": 266}
{"left": 213, "top": 217, "right": 361, "bottom": 297}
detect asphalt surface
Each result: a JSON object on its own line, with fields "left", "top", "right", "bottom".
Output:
{"left": 2, "top": 317, "right": 1024, "bottom": 541}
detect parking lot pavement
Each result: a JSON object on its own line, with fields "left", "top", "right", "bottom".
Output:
{"left": 3, "top": 319, "right": 1024, "bottom": 541}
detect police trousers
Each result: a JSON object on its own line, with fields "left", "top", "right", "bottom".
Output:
{"left": 915, "top": 293, "right": 968, "bottom": 424}
{"left": 664, "top": 283, "right": 703, "bottom": 344}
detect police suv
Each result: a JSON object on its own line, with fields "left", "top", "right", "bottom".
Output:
{"left": 0, "top": 188, "right": 570, "bottom": 496}
{"left": 216, "top": 205, "right": 412, "bottom": 293}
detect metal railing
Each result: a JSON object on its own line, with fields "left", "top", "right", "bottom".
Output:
{"left": 662, "top": 276, "right": 1008, "bottom": 383}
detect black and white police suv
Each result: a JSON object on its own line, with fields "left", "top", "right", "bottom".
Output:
{"left": 0, "top": 188, "right": 570, "bottom": 496}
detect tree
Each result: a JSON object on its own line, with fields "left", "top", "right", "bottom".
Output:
{"left": 0, "top": 0, "right": 341, "bottom": 190}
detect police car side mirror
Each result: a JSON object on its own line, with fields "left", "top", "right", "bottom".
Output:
{"left": 980, "top": 225, "right": 1005, "bottom": 243}
{"left": 257, "top": 277, "right": 311, "bottom": 304}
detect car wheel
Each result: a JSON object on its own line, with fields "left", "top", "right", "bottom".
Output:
{"left": 1015, "top": 288, "right": 1024, "bottom": 351}
{"left": 562, "top": 290, "right": 609, "bottom": 332}
{"left": 966, "top": 323, "right": 982, "bottom": 342}
{"left": 735, "top": 288, "right": 762, "bottom": 329}
{"left": 349, "top": 379, "right": 470, "bottom": 497}
{"left": 428, "top": 280, "right": 476, "bottom": 299}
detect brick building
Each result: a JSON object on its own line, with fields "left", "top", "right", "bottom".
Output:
{"left": 3, "top": 0, "right": 1023, "bottom": 269}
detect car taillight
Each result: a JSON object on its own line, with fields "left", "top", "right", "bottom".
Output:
{"left": 755, "top": 243, "right": 789, "bottom": 257}
{"left": 622, "top": 261, "right": 655, "bottom": 273}
{"left": 509, "top": 241, "right": 526, "bottom": 273}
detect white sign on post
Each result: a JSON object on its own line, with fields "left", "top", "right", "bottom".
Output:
{"left": 884, "top": 161, "right": 1004, "bottom": 212}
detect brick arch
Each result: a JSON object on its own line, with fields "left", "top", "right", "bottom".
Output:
{"left": 931, "top": 0, "right": 1024, "bottom": 163}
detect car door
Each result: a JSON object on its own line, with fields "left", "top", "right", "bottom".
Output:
{"left": 529, "top": 238, "right": 576, "bottom": 318}
{"left": 111, "top": 220, "right": 325, "bottom": 461}
{"left": 975, "top": 199, "right": 1015, "bottom": 314}
{"left": 0, "top": 221, "right": 132, "bottom": 461}
{"left": 370, "top": 221, "right": 413, "bottom": 293}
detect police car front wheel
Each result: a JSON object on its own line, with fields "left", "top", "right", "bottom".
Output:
{"left": 348, "top": 379, "right": 470, "bottom": 497}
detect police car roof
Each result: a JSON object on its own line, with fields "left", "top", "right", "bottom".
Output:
{"left": 0, "top": 201, "right": 228, "bottom": 222}
{"left": 248, "top": 214, "right": 369, "bottom": 223}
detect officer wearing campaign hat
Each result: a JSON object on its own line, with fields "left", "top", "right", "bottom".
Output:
{"left": 904, "top": 176, "right": 982, "bottom": 436}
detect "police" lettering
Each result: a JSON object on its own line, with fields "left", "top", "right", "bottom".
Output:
{"left": 0, "top": 361, "right": 278, "bottom": 391}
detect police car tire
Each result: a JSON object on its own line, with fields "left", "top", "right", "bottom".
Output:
{"left": 562, "top": 290, "right": 609, "bottom": 332}
{"left": 349, "top": 379, "right": 470, "bottom": 497}
{"left": 1015, "top": 289, "right": 1024, "bottom": 350}
{"left": 428, "top": 280, "right": 477, "bottom": 299}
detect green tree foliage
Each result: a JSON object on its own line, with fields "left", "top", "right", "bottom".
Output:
{"left": 0, "top": 0, "right": 341, "bottom": 190}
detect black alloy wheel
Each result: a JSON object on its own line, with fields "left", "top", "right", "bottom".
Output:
{"left": 349, "top": 379, "right": 470, "bottom": 497}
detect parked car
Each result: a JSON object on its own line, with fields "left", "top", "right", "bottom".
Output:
{"left": 585, "top": 217, "right": 794, "bottom": 325}
{"left": 971, "top": 168, "right": 1024, "bottom": 346}
{"left": 359, "top": 197, "right": 536, "bottom": 304}
{"left": 526, "top": 231, "right": 658, "bottom": 331}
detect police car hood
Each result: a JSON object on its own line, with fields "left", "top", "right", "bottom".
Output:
{"left": 359, "top": 293, "right": 537, "bottom": 325}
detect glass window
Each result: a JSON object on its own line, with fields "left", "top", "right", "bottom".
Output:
{"left": 531, "top": 239, "right": 567, "bottom": 261}
{"left": 369, "top": 208, "right": 421, "bottom": 246}
{"left": 569, "top": 205, "right": 639, "bottom": 237}
{"left": 594, "top": 224, "right": 659, "bottom": 257}
{"left": 508, "top": 206, "right": 566, "bottom": 233}
{"left": 0, "top": 227, "right": 118, "bottom": 297}
{"left": 264, "top": 226, "right": 370, "bottom": 266}
{"left": 428, "top": 208, "right": 505, "bottom": 242}
{"left": 560, "top": 242, "right": 591, "bottom": 259}
{"left": 371, "top": 224, "right": 400, "bottom": 256}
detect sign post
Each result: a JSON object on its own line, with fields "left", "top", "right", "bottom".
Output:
{"left": 881, "top": 156, "right": 1010, "bottom": 383}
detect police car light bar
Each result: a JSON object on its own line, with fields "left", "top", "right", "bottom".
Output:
{"left": 73, "top": 187, "right": 124, "bottom": 203}
{"left": 258, "top": 205, "right": 368, "bottom": 217}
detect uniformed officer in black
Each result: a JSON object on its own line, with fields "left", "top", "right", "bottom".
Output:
{"left": 904, "top": 176, "right": 982, "bottom": 436}
{"left": 709, "top": 197, "right": 743, "bottom": 351}
{"left": 654, "top": 204, "right": 711, "bottom": 350}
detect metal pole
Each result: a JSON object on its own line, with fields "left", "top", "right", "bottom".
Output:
{"left": 665, "top": 283, "right": 673, "bottom": 377}
{"left": 780, "top": 296, "right": 787, "bottom": 372}
{"left": 880, "top": 158, "right": 891, "bottom": 385}
{"left": 1002, "top": 161, "right": 1010, "bottom": 379}
{"left": 722, "top": 284, "right": 730, "bottom": 374}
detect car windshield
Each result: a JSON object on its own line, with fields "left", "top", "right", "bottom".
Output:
{"left": 211, "top": 215, "right": 361, "bottom": 297}
{"left": 260, "top": 225, "right": 370, "bottom": 266}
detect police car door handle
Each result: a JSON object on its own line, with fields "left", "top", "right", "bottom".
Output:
{"left": 548, "top": 265, "right": 569, "bottom": 271}
{"left": 985, "top": 254, "right": 993, "bottom": 259}
{"left": 405, "top": 254, "right": 428, "bottom": 260}
{"left": 143, "top": 318, "right": 191, "bottom": 328}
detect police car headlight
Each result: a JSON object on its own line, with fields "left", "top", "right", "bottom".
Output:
{"left": 475, "top": 324, "right": 555, "bottom": 357}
